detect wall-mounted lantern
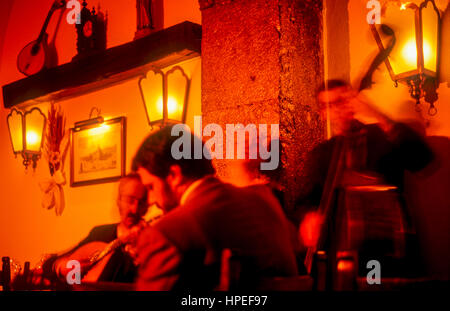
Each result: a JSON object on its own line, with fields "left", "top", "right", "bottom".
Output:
{"left": 138, "top": 66, "right": 190, "bottom": 127}
{"left": 7, "top": 107, "right": 46, "bottom": 170}
{"left": 370, "top": 0, "right": 441, "bottom": 115}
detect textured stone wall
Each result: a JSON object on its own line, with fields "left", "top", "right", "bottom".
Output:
{"left": 200, "top": 0, "right": 325, "bottom": 211}
{"left": 278, "top": 0, "right": 325, "bottom": 210}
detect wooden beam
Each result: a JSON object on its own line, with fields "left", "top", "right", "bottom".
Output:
{"left": 2, "top": 21, "right": 201, "bottom": 108}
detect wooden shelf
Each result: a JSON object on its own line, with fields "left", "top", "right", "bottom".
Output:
{"left": 2, "top": 21, "right": 201, "bottom": 109}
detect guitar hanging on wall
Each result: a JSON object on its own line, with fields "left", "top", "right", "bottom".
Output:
{"left": 16, "top": 0, "right": 66, "bottom": 76}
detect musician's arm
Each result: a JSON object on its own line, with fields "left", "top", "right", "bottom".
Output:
{"left": 44, "top": 226, "right": 106, "bottom": 280}
{"left": 40, "top": 242, "right": 85, "bottom": 281}
{"left": 136, "top": 227, "right": 181, "bottom": 291}
{"left": 352, "top": 95, "right": 395, "bottom": 133}
{"left": 353, "top": 97, "right": 433, "bottom": 172}
{"left": 389, "top": 122, "right": 434, "bottom": 172}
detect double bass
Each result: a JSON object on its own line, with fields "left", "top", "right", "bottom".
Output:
{"left": 303, "top": 24, "right": 410, "bottom": 288}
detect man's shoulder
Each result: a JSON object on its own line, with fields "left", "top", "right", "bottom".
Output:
{"left": 239, "top": 184, "right": 279, "bottom": 203}
{"left": 186, "top": 176, "right": 236, "bottom": 205}
{"left": 91, "top": 223, "right": 118, "bottom": 232}
{"left": 156, "top": 178, "right": 242, "bottom": 225}
{"left": 87, "top": 223, "right": 119, "bottom": 240}
{"left": 184, "top": 179, "right": 282, "bottom": 220}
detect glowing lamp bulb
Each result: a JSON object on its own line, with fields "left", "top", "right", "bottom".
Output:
{"left": 157, "top": 96, "right": 179, "bottom": 116}
{"left": 402, "top": 39, "right": 432, "bottom": 66}
{"left": 167, "top": 97, "right": 178, "bottom": 114}
{"left": 26, "top": 131, "right": 39, "bottom": 148}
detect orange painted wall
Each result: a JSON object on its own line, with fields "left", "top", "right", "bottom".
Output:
{"left": 0, "top": 0, "right": 201, "bottom": 267}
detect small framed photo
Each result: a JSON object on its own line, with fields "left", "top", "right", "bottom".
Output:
{"left": 70, "top": 117, "right": 126, "bottom": 187}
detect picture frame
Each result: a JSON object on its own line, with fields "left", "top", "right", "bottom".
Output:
{"left": 70, "top": 117, "right": 126, "bottom": 187}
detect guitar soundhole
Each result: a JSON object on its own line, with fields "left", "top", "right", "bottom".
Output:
{"left": 31, "top": 44, "right": 40, "bottom": 56}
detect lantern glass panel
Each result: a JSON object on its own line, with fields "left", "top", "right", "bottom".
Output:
{"left": 382, "top": 3, "right": 418, "bottom": 76}
{"left": 166, "top": 68, "right": 188, "bottom": 122}
{"left": 24, "top": 108, "right": 45, "bottom": 153}
{"left": 422, "top": 2, "right": 439, "bottom": 72}
{"left": 7, "top": 109, "right": 23, "bottom": 154}
{"left": 140, "top": 71, "right": 164, "bottom": 123}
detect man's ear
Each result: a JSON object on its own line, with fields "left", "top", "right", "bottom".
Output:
{"left": 166, "top": 165, "right": 184, "bottom": 188}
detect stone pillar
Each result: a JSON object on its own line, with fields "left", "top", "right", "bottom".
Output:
{"left": 199, "top": 0, "right": 325, "bottom": 212}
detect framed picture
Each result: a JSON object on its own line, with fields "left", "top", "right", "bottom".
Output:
{"left": 70, "top": 117, "right": 126, "bottom": 187}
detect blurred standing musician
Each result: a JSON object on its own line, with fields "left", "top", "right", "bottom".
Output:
{"left": 296, "top": 80, "right": 433, "bottom": 276}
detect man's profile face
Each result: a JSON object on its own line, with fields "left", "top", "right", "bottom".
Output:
{"left": 137, "top": 167, "right": 178, "bottom": 213}
{"left": 118, "top": 178, "right": 148, "bottom": 228}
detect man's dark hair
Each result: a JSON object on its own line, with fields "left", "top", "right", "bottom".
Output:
{"left": 132, "top": 125, "right": 215, "bottom": 180}
{"left": 121, "top": 172, "right": 142, "bottom": 183}
{"left": 317, "top": 79, "right": 349, "bottom": 94}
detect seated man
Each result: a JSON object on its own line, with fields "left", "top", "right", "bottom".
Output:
{"left": 40, "top": 174, "right": 150, "bottom": 284}
{"left": 133, "top": 125, "right": 298, "bottom": 290}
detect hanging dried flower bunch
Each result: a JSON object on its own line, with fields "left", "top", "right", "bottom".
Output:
{"left": 39, "top": 103, "right": 69, "bottom": 216}
{"left": 44, "top": 103, "right": 68, "bottom": 176}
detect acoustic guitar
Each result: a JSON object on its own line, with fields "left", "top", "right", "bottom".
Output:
{"left": 56, "top": 215, "right": 162, "bottom": 283}
{"left": 16, "top": 0, "right": 66, "bottom": 76}
{"left": 68, "top": 239, "right": 126, "bottom": 282}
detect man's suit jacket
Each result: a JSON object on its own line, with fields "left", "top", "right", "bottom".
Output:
{"left": 136, "top": 177, "right": 298, "bottom": 290}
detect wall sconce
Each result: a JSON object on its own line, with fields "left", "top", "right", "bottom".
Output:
{"left": 138, "top": 66, "right": 190, "bottom": 127}
{"left": 370, "top": 0, "right": 441, "bottom": 115}
{"left": 7, "top": 107, "right": 46, "bottom": 170}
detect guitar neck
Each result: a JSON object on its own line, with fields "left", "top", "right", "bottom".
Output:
{"left": 90, "top": 239, "right": 123, "bottom": 264}
{"left": 105, "top": 238, "right": 124, "bottom": 253}
{"left": 90, "top": 216, "right": 162, "bottom": 264}
{"left": 36, "top": 1, "right": 64, "bottom": 44}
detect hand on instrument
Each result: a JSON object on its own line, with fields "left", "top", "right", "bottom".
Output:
{"left": 118, "top": 220, "right": 148, "bottom": 245}
{"left": 299, "top": 211, "right": 323, "bottom": 248}
{"left": 27, "top": 268, "right": 52, "bottom": 287}
{"left": 53, "top": 257, "right": 91, "bottom": 279}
